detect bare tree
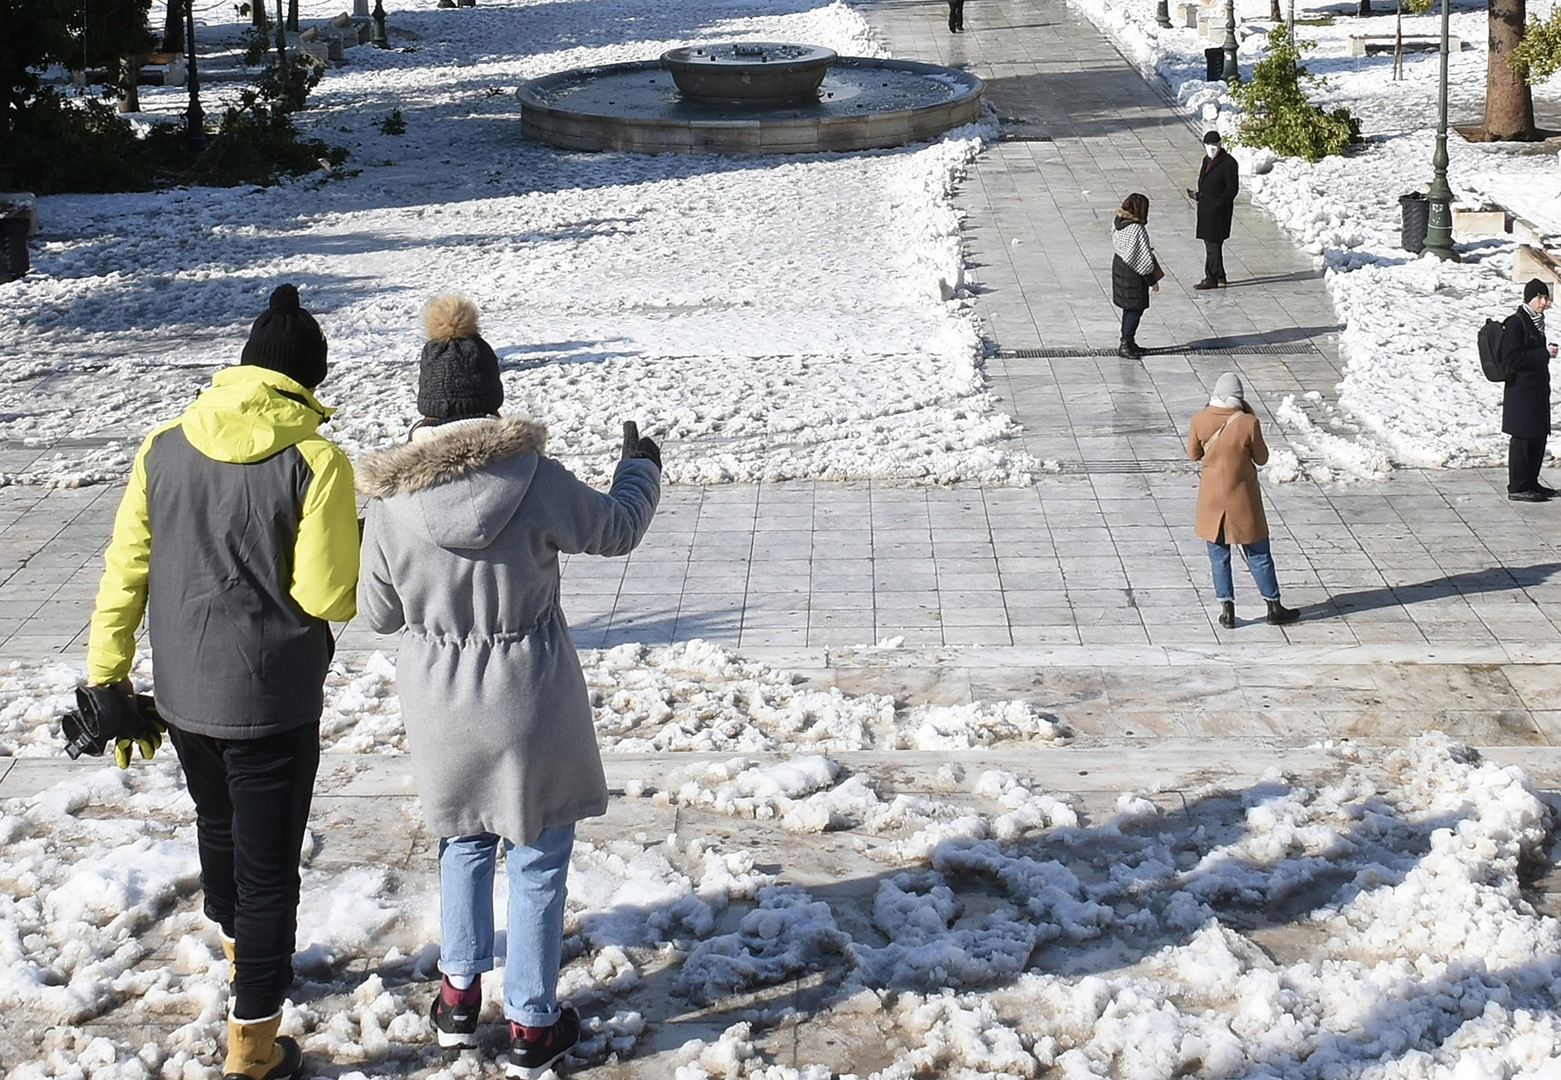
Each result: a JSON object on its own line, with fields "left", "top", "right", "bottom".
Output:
{"left": 1485, "top": 0, "right": 1538, "bottom": 139}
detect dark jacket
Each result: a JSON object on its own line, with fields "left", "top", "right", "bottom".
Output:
{"left": 1196, "top": 149, "right": 1239, "bottom": 242}
{"left": 1111, "top": 215, "right": 1155, "bottom": 311}
{"left": 88, "top": 366, "right": 361, "bottom": 738}
{"left": 1501, "top": 307, "right": 1553, "bottom": 439}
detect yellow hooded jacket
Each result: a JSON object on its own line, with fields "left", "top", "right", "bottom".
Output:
{"left": 87, "top": 365, "right": 359, "bottom": 738}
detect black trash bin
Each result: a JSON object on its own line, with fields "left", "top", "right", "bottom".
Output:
{"left": 1205, "top": 46, "right": 1225, "bottom": 82}
{"left": 1399, "top": 192, "right": 1429, "bottom": 254}
{"left": 0, "top": 213, "right": 27, "bottom": 284}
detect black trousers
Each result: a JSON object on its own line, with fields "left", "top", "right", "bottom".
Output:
{"left": 1508, "top": 434, "right": 1548, "bottom": 493}
{"left": 1203, "top": 239, "right": 1226, "bottom": 283}
{"left": 167, "top": 721, "right": 320, "bottom": 1020}
{"left": 948, "top": 0, "right": 964, "bottom": 31}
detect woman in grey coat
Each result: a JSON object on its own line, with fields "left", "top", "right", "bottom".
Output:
{"left": 356, "top": 295, "right": 660, "bottom": 1079}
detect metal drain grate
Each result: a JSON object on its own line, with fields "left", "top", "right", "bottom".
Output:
{"left": 998, "top": 132, "right": 1055, "bottom": 142}
{"left": 998, "top": 343, "right": 1323, "bottom": 358}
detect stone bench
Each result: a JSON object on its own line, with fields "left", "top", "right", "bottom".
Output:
{"left": 137, "top": 51, "right": 185, "bottom": 86}
{"left": 1348, "top": 34, "right": 1460, "bottom": 57}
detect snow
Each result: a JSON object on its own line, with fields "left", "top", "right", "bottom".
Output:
{"left": 0, "top": 0, "right": 1033, "bottom": 491}
{"left": 11, "top": 0, "right": 1561, "bottom": 1075}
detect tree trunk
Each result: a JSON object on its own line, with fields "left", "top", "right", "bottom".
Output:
{"left": 1271, "top": 0, "right": 1282, "bottom": 21}
{"left": 1486, "top": 0, "right": 1538, "bottom": 139}
{"left": 253, "top": 0, "right": 266, "bottom": 28}
{"left": 1358, "top": 0, "right": 1371, "bottom": 13}
{"left": 117, "top": 56, "right": 140, "bottom": 113}
{"left": 287, "top": 0, "right": 300, "bottom": 31}
{"left": 161, "top": 0, "right": 182, "bottom": 52}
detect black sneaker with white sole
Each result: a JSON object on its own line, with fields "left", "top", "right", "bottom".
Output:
{"left": 429, "top": 978, "right": 481, "bottom": 1049}
{"left": 507, "top": 1007, "right": 581, "bottom": 1079}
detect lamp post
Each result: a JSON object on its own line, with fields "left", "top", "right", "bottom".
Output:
{"left": 1156, "top": 0, "right": 1172, "bottom": 29}
{"left": 184, "top": 0, "right": 205, "bottom": 150}
{"left": 371, "top": 0, "right": 389, "bottom": 47}
{"left": 1422, "top": 0, "right": 1459, "bottom": 261}
{"left": 1221, "top": 0, "right": 1239, "bottom": 81}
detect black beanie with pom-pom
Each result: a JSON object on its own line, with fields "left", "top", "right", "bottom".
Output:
{"left": 241, "top": 284, "right": 328, "bottom": 389}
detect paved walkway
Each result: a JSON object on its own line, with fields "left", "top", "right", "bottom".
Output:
{"left": 5, "top": 0, "right": 1561, "bottom": 743}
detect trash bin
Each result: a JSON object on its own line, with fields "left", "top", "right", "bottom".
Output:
{"left": 1205, "top": 47, "right": 1225, "bottom": 82}
{"left": 1399, "top": 192, "right": 1429, "bottom": 254}
{"left": 0, "top": 213, "right": 27, "bottom": 283}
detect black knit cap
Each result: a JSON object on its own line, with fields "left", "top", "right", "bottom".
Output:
{"left": 1202, "top": 130, "right": 1222, "bottom": 145}
{"left": 417, "top": 295, "right": 504, "bottom": 419}
{"left": 1525, "top": 277, "right": 1551, "bottom": 303}
{"left": 241, "top": 284, "right": 328, "bottom": 389}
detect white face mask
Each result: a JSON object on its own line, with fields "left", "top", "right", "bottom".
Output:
{"left": 1205, "top": 144, "right": 1220, "bottom": 159}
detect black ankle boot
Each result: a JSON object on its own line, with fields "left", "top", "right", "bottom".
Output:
{"left": 1117, "top": 338, "right": 1143, "bottom": 359}
{"left": 1266, "top": 598, "right": 1299, "bottom": 625}
{"left": 1218, "top": 601, "right": 1235, "bottom": 628}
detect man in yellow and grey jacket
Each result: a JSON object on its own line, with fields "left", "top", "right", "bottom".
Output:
{"left": 86, "top": 283, "right": 358, "bottom": 1080}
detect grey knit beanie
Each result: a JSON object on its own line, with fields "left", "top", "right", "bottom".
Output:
{"left": 417, "top": 295, "right": 504, "bottom": 419}
{"left": 1214, "top": 372, "right": 1243, "bottom": 400}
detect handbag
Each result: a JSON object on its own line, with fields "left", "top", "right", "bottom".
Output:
{"left": 1148, "top": 256, "right": 1165, "bottom": 285}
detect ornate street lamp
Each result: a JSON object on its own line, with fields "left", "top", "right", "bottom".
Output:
{"left": 1156, "top": 0, "right": 1173, "bottom": 29}
{"left": 371, "top": 0, "right": 389, "bottom": 47}
{"left": 1422, "top": 0, "right": 1459, "bottom": 260}
{"left": 184, "top": 0, "right": 205, "bottom": 150}
{"left": 1221, "top": 0, "right": 1239, "bottom": 81}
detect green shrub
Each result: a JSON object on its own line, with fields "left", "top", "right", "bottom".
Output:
{"left": 1509, "top": 8, "right": 1561, "bottom": 84}
{"left": 1230, "top": 23, "right": 1360, "bottom": 162}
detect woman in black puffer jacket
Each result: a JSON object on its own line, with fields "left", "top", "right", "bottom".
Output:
{"left": 1111, "top": 192, "right": 1160, "bottom": 359}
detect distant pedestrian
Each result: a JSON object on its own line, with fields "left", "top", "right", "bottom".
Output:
{"left": 948, "top": 0, "right": 965, "bottom": 32}
{"left": 1111, "top": 192, "right": 1161, "bottom": 359}
{"left": 356, "top": 295, "right": 661, "bottom": 1079}
{"left": 1187, "top": 372, "right": 1299, "bottom": 628}
{"left": 86, "top": 284, "right": 360, "bottom": 1080}
{"left": 1190, "top": 130, "right": 1239, "bottom": 290}
{"left": 1502, "top": 277, "right": 1559, "bottom": 502}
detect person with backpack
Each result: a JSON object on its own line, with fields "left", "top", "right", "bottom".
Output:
{"left": 355, "top": 295, "right": 661, "bottom": 1080}
{"left": 1502, "top": 278, "right": 1559, "bottom": 502}
{"left": 1187, "top": 372, "right": 1299, "bottom": 628}
{"left": 86, "top": 284, "right": 361, "bottom": 1080}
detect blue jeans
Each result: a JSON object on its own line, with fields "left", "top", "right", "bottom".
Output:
{"left": 438, "top": 823, "right": 575, "bottom": 1027}
{"left": 1206, "top": 538, "right": 1280, "bottom": 602}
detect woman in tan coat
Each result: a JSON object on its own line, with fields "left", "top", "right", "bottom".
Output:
{"left": 1187, "top": 372, "right": 1299, "bottom": 628}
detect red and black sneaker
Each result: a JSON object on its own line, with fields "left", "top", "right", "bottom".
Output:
{"left": 429, "top": 977, "right": 481, "bottom": 1049}
{"left": 506, "top": 1007, "right": 581, "bottom": 1079}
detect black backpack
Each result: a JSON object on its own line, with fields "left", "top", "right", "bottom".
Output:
{"left": 1477, "top": 317, "right": 1507, "bottom": 382}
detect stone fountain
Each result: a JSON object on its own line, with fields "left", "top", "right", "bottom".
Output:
{"left": 517, "top": 42, "right": 983, "bottom": 155}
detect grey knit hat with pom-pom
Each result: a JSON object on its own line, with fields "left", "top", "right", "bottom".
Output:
{"left": 242, "top": 283, "right": 328, "bottom": 389}
{"left": 417, "top": 295, "right": 504, "bottom": 419}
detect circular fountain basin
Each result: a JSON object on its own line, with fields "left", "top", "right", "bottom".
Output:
{"left": 661, "top": 42, "right": 838, "bottom": 105}
{"left": 517, "top": 55, "right": 985, "bottom": 155}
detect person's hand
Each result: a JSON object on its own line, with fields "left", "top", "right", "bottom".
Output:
{"left": 1549, "top": 344, "right": 1558, "bottom": 358}
{"left": 621, "top": 421, "right": 662, "bottom": 471}
{"left": 1151, "top": 283, "right": 1160, "bottom": 293}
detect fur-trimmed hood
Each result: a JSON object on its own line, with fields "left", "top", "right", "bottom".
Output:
{"left": 356, "top": 415, "right": 547, "bottom": 499}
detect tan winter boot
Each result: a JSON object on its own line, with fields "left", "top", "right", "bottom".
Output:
{"left": 222, "top": 1010, "right": 302, "bottom": 1080}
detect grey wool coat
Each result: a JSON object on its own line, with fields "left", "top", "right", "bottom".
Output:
{"left": 356, "top": 416, "right": 660, "bottom": 845}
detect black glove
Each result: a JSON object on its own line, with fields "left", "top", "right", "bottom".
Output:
{"left": 60, "top": 685, "right": 166, "bottom": 767}
{"left": 620, "top": 421, "right": 662, "bottom": 472}
{"left": 1186, "top": 188, "right": 1199, "bottom": 201}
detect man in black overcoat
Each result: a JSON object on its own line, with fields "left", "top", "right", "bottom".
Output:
{"left": 1503, "top": 278, "right": 1560, "bottom": 501}
{"left": 1192, "top": 130, "right": 1239, "bottom": 290}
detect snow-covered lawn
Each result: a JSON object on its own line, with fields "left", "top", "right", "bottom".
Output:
{"left": 0, "top": 0, "right": 1032, "bottom": 490}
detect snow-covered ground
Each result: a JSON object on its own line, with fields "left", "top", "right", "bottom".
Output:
{"left": 6, "top": 640, "right": 1561, "bottom": 1079}
{"left": 0, "top": 0, "right": 1032, "bottom": 490}
{"left": 1074, "top": 0, "right": 1561, "bottom": 480}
